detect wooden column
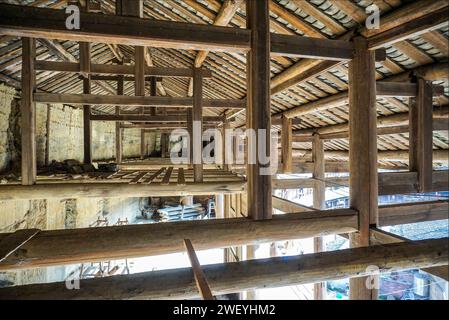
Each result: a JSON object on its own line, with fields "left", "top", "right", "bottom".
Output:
{"left": 121, "top": 0, "right": 146, "bottom": 160}
{"left": 281, "top": 116, "right": 292, "bottom": 173}
{"left": 409, "top": 78, "right": 433, "bottom": 192}
{"left": 246, "top": 0, "right": 272, "bottom": 220}
{"left": 193, "top": 67, "right": 203, "bottom": 182}
{"left": 80, "top": 4, "right": 92, "bottom": 164}
{"left": 116, "top": 74, "right": 124, "bottom": 164}
{"left": 348, "top": 36, "right": 378, "bottom": 300}
{"left": 222, "top": 118, "right": 231, "bottom": 171}
{"left": 21, "top": 37, "right": 36, "bottom": 185}
{"left": 82, "top": 75, "right": 92, "bottom": 164}
{"left": 312, "top": 133, "right": 326, "bottom": 300}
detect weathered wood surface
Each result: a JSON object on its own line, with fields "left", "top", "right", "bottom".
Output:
{"left": 0, "top": 209, "right": 358, "bottom": 271}
{"left": 0, "top": 238, "right": 446, "bottom": 300}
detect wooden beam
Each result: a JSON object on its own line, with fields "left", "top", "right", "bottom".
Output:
{"left": 1, "top": 238, "right": 446, "bottom": 300}
{"left": 367, "top": 6, "right": 449, "bottom": 49}
{"left": 246, "top": 0, "right": 272, "bottom": 221}
{"left": 349, "top": 36, "right": 378, "bottom": 300}
{"left": 0, "top": 180, "right": 246, "bottom": 201}
{"left": 270, "top": 0, "right": 448, "bottom": 96}
{"left": 184, "top": 239, "right": 215, "bottom": 300}
{"left": 33, "top": 93, "right": 245, "bottom": 108}
{"left": 376, "top": 82, "right": 444, "bottom": 97}
{"left": 0, "top": 209, "right": 358, "bottom": 271}
{"left": 0, "top": 4, "right": 251, "bottom": 52}
{"left": 378, "top": 200, "right": 449, "bottom": 227}
{"left": 270, "top": 34, "right": 353, "bottom": 61}
{"left": 0, "top": 229, "right": 40, "bottom": 263}
{"left": 294, "top": 106, "right": 449, "bottom": 137}
{"left": 35, "top": 60, "right": 212, "bottom": 78}
{"left": 272, "top": 195, "right": 315, "bottom": 213}
{"left": 409, "top": 78, "right": 434, "bottom": 192}
{"left": 21, "top": 37, "right": 36, "bottom": 185}
{"left": 283, "top": 82, "right": 444, "bottom": 119}
{"left": 369, "top": 228, "right": 448, "bottom": 281}
{"left": 92, "top": 114, "right": 226, "bottom": 123}
{"left": 281, "top": 116, "right": 292, "bottom": 173}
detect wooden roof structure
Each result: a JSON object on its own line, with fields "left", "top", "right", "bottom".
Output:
{"left": 0, "top": 0, "right": 448, "bottom": 300}
{"left": 0, "top": 0, "right": 448, "bottom": 169}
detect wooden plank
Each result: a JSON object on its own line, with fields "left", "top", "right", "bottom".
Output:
{"left": 35, "top": 60, "right": 212, "bottom": 77}
{"left": 192, "top": 68, "right": 203, "bottom": 182}
{"left": 0, "top": 229, "right": 40, "bottom": 263}
{"left": 177, "top": 168, "right": 185, "bottom": 186}
{"left": 246, "top": 0, "right": 272, "bottom": 221}
{"left": 1, "top": 238, "right": 446, "bottom": 300}
{"left": 409, "top": 78, "right": 433, "bottom": 192}
{"left": 0, "top": 4, "right": 251, "bottom": 52}
{"left": 160, "top": 167, "right": 174, "bottom": 185}
{"left": 129, "top": 171, "right": 148, "bottom": 184}
{"left": 184, "top": 239, "right": 215, "bottom": 300}
{"left": 33, "top": 93, "right": 245, "bottom": 108}
{"left": 369, "top": 228, "right": 448, "bottom": 281}
{"left": 0, "top": 209, "right": 358, "bottom": 271}
{"left": 21, "top": 37, "right": 36, "bottom": 185}
{"left": 281, "top": 117, "right": 292, "bottom": 173}
{"left": 143, "top": 167, "right": 166, "bottom": 184}
{"left": 271, "top": 34, "right": 353, "bottom": 61}
{"left": 348, "top": 36, "right": 378, "bottom": 300}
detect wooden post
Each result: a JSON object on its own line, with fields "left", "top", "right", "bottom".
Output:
{"left": 246, "top": 244, "right": 256, "bottom": 300}
{"left": 44, "top": 104, "right": 51, "bottom": 167}
{"left": 80, "top": 5, "right": 92, "bottom": 164}
{"left": 193, "top": 67, "right": 203, "bottom": 182}
{"left": 21, "top": 37, "right": 36, "bottom": 185}
{"left": 312, "top": 133, "right": 326, "bottom": 300}
{"left": 246, "top": 0, "right": 272, "bottom": 220}
{"left": 409, "top": 78, "right": 433, "bottom": 192}
{"left": 82, "top": 75, "right": 92, "bottom": 164}
{"left": 222, "top": 118, "right": 231, "bottom": 171}
{"left": 281, "top": 116, "right": 292, "bottom": 173}
{"left": 348, "top": 36, "right": 378, "bottom": 300}
{"left": 116, "top": 74, "right": 124, "bottom": 164}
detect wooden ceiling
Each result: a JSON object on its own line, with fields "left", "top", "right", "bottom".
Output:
{"left": 0, "top": 0, "right": 448, "bottom": 168}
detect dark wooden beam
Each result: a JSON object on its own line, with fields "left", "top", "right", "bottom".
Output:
{"left": 35, "top": 60, "right": 212, "bottom": 78}
{"left": 33, "top": 93, "right": 245, "bottom": 109}
{"left": 270, "top": 34, "right": 353, "bottom": 61}
{"left": 0, "top": 4, "right": 251, "bottom": 52}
